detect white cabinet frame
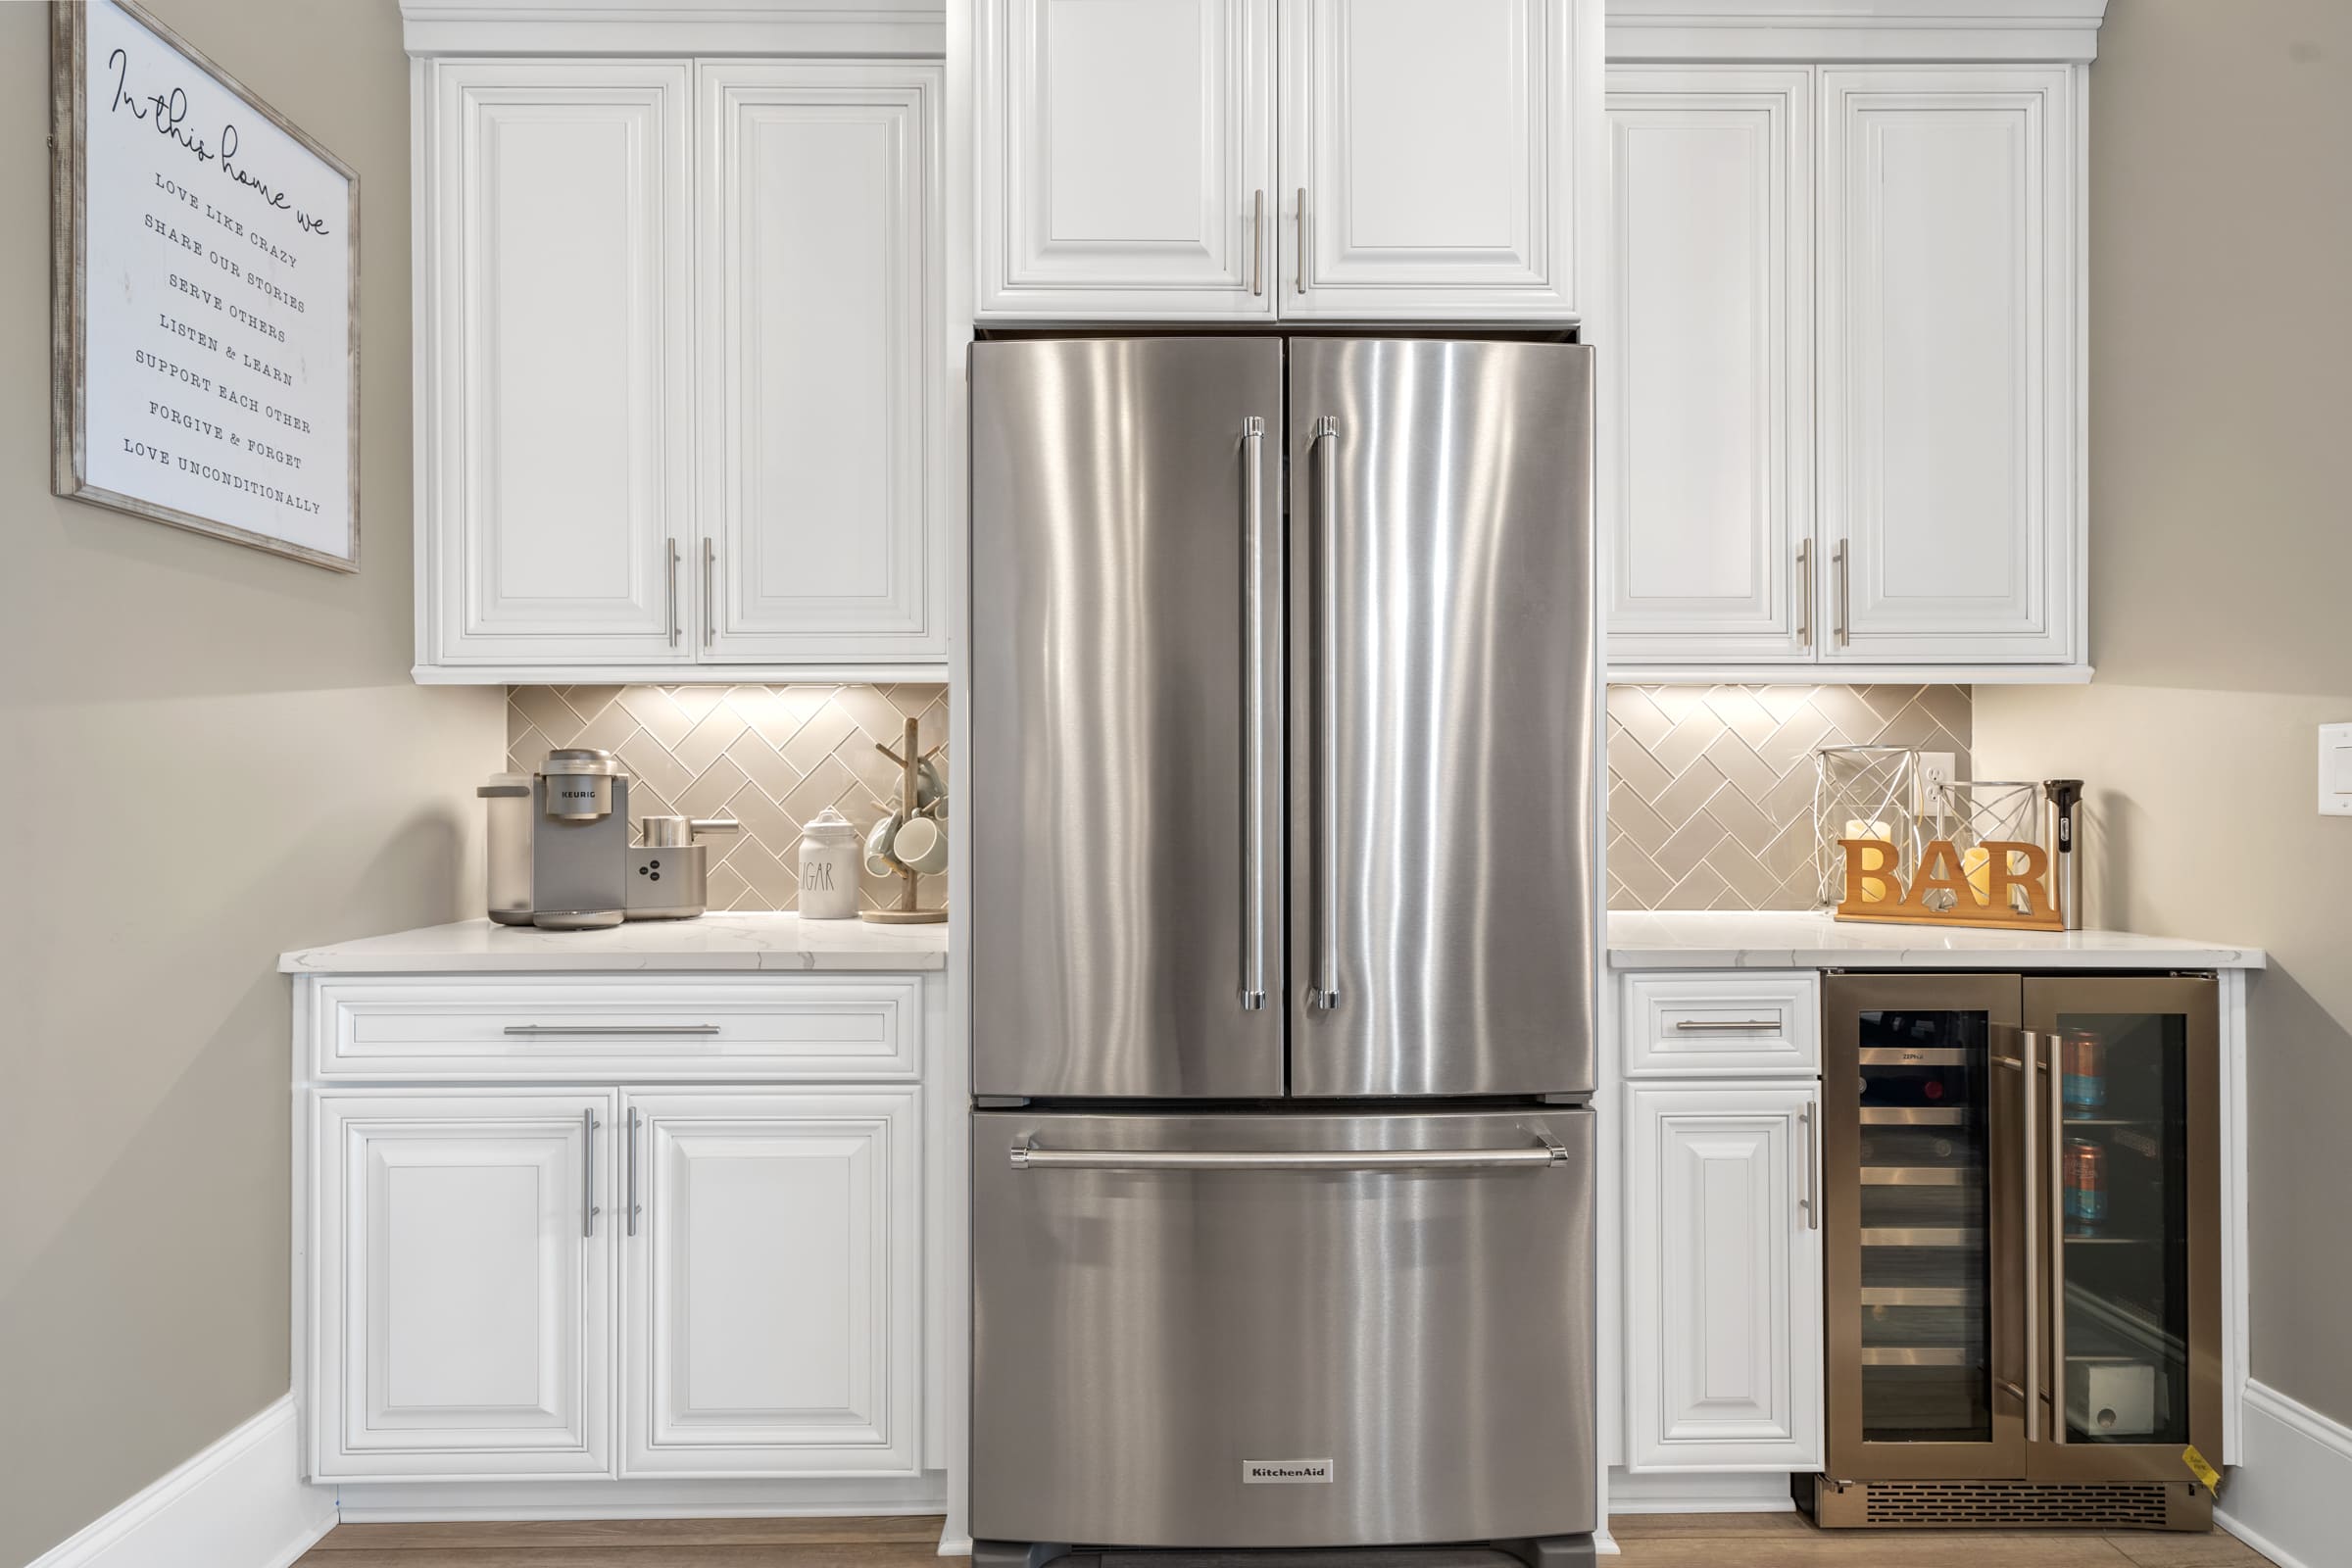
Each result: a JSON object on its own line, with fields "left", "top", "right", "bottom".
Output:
{"left": 1625, "top": 1081, "right": 1824, "bottom": 1472}
{"left": 413, "top": 56, "right": 949, "bottom": 683}
{"left": 622, "top": 1090, "right": 922, "bottom": 1477}
{"left": 975, "top": 0, "right": 1278, "bottom": 319}
{"left": 1603, "top": 67, "right": 1812, "bottom": 663}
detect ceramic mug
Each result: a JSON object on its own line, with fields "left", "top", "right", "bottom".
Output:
{"left": 890, "top": 813, "right": 949, "bottom": 875}
{"left": 863, "top": 808, "right": 904, "bottom": 876}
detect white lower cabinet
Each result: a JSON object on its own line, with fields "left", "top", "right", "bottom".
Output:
{"left": 314, "top": 1092, "right": 615, "bottom": 1479}
{"left": 309, "top": 1083, "right": 920, "bottom": 1483}
{"left": 1625, "top": 1082, "right": 1823, "bottom": 1472}
{"left": 624, "top": 1091, "right": 920, "bottom": 1476}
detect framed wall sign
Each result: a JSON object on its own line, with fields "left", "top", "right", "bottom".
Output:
{"left": 51, "top": 0, "right": 360, "bottom": 571}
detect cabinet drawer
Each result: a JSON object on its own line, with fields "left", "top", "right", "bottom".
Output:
{"left": 312, "top": 975, "right": 922, "bottom": 1081}
{"left": 1624, "top": 971, "right": 1819, "bottom": 1076}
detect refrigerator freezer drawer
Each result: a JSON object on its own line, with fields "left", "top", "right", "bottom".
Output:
{"left": 971, "top": 1108, "right": 1597, "bottom": 1549}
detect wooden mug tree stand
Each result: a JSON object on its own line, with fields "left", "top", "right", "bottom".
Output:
{"left": 861, "top": 714, "right": 948, "bottom": 926}
{"left": 1836, "top": 837, "right": 2065, "bottom": 933}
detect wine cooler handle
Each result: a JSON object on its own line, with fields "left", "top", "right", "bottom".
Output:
{"left": 2044, "top": 1028, "right": 2067, "bottom": 1445}
{"left": 1996, "top": 1030, "right": 2037, "bottom": 1441}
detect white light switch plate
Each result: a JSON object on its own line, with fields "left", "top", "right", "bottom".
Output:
{"left": 2321, "top": 724, "right": 2352, "bottom": 816}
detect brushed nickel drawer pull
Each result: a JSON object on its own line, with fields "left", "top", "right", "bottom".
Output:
{"left": 1672, "top": 1017, "right": 1783, "bottom": 1031}
{"left": 504, "top": 1024, "right": 722, "bottom": 1037}
{"left": 582, "top": 1107, "right": 601, "bottom": 1238}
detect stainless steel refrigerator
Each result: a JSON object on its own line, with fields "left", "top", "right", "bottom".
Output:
{"left": 968, "top": 336, "right": 1598, "bottom": 1566}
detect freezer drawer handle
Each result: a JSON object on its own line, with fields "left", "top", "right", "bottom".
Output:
{"left": 1673, "top": 1017, "right": 1781, "bottom": 1031}
{"left": 1009, "top": 1131, "right": 1569, "bottom": 1172}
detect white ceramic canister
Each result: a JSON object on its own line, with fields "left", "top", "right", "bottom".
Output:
{"left": 797, "top": 807, "right": 861, "bottom": 919}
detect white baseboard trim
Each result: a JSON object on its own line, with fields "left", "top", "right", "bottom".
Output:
{"left": 938, "top": 1532, "right": 974, "bottom": 1556}
{"left": 331, "top": 1472, "right": 947, "bottom": 1523}
{"left": 2216, "top": 1379, "right": 2352, "bottom": 1568}
{"left": 1603, "top": 1467, "right": 1795, "bottom": 1513}
{"left": 26, "top": 1396, "right": 333, "bottom": 1568}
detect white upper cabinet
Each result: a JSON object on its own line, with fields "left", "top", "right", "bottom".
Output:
{"left": 1280, "top": 0, "right": 1582, "bottom": 318}
{"left": 699, "top": 64, "right": 946, "bottom": 663}
{"left": 978, "top": 0, "right": 1593, "bottom": 321}
{"left": 1603, "top": 68, "right": 1811, "bottom": 664}
{"left": 1819, "top": 66, "right": 2077, "bottom": 665}
{"left": 623, "top": 1091, "right": 921, "bottom": 1476}
{"left": 419, "top": 62, "right": 695, "bottom": 672}
{"left": 413, "top": 55, "right": 946, "bottom": 682}
{"left": 1601, "top": 44, "right": 2088, "bottom": 679}
{"left": 978, "top": 0, "right": 1277, "bottom": 318}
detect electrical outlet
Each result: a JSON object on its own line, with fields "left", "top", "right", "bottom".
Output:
{"left": 1916, "top": 752, "right": 1959, "bottom": 825}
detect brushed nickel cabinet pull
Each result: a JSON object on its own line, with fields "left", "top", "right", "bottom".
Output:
{"left": 1296, "top": 187, "right": 1308, "bottom": 295}
{"left": 1796, "top": 539, "right": 1813, "bottom": 649}
{"left": 1673, "top": 1017, "right": 1782, "bottom": 1032}
{"left": 626, "top": 1107, "right": 642, "bottom": 1238}
{"left": 703, "top": 538, "right": 717, "bottom": 648}
{"left": 1800, "top": 1101, "right": 1820, "bottom": 1230}
{"left": 1833, "top": 539, "right": 1850, "bottom": 647}
{"left": 582, "top": 1107, "right": 601, "bottom": 1239}
{"left": 666, "top": 539, "right": 681, "bottom": 646}
{"left": 1250, "top": 188, "right": 1265, "bottom": 296}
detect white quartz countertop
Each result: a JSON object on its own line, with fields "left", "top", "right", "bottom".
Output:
{"left": 279, "top": 913, "right": 949, "bottom": 974}
{"left": 1607, "top": 910, "right": 2264, "bottom": 971}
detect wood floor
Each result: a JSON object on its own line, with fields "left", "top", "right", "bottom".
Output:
{"left": 295, "top": 1513, "right": 2281, "bottom": 1567}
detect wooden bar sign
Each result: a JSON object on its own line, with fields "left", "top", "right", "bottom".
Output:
{"left": 1835, "top": 837, "right": 2064, "bottom": 932}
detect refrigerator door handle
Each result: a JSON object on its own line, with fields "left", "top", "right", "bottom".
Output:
{"left": 1241, "top": 415, "right": 1270, "bottom": 1011}
{"left": 1010, "top": 1131, "right": 1571, "bottom": 1172}
{"left": 1308, "top": 414, "right": 1342, "bottom": 1011}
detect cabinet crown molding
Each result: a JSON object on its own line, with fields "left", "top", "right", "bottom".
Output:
{"left": 1607, "top": 0, "right": 2106, "bottom": 64}
{"left": 400, "top": 0, "right": 944, "bottom": 58}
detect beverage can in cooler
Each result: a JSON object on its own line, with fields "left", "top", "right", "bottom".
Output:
{"left": 2062, "top": 1029, "right": 2105, "bottom": 1113}
{"left": 2065, "top": 1138, "right": 2106, "bottom": 1234}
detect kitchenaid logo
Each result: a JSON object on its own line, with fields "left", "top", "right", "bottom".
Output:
{"left": 1243, "top": 1458, "right": 1332, "bottom": 1485}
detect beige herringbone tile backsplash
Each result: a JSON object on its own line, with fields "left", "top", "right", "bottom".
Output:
{"left": 1607, "top": 685, "right": 1971, "bottom": 911}
{"left": 506, "top": 684, "right": 948, "bottom": 914}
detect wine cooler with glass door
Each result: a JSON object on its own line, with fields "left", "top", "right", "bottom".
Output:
{"left": 1805, "top": 974, "right": 2221, "bottom": 1530}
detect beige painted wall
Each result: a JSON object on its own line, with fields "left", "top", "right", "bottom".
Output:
{"left": 0, "top": 0, "right": 502, "bottom": 1559}
{"left": 1972, "top": 0, "right": 2352, "bottom": 1424}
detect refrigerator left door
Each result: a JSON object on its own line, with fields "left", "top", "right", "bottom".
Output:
{"left": 972, "top": 338, "right": 1287, "bottom": 1100}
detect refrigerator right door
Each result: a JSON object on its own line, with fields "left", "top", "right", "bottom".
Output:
{"left": 1285, "top": 339, "right": 1597, "bottom": 1099}
{"left": 2024, "top": 976, "right": 2222, "bottom": 1485}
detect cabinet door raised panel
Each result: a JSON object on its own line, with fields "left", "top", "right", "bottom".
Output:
{"left": 699, "top": 65, "right": 944, "bottom": 662}
{"left": 313, "top": 1092, "right": 613, "bottom": 1479}
{"left": 1819, "top": 66, "right": 2078, "bottom": 664}
{"left": 979, "top": 0, "right": 1276, "bottom": 318}
{"left": 1604, "top": 68, "right": 1812, "bottom": 663}
{"left": 623, "top": 1090, "right": 920, "bottom": 1475}
{"left": 423, "top": 62, "right": 693, "bottom": 668}
{"left": 1626, "top": 1084, "right": 1823, "bottom": 1471}
{"left": 1281, "top": 0, "right": 1578, "bottom": 318}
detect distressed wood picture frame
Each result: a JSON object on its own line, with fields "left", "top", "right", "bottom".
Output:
{"left": 51, "top": 0, "right": 361, "bottom": 571}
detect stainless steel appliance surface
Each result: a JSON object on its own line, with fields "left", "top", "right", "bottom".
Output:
{"left": 972, "top": 336, "right": 1595, "bottom": 1102}
{"left": 972, "top": 1108, "right": 1596, "bottom": 1552}
{"left": 1808, "top": 973, "right": 2222, "bottom": 1532}
{"left": 968, "top": 336, "right": 1599, "bottom": 1561}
